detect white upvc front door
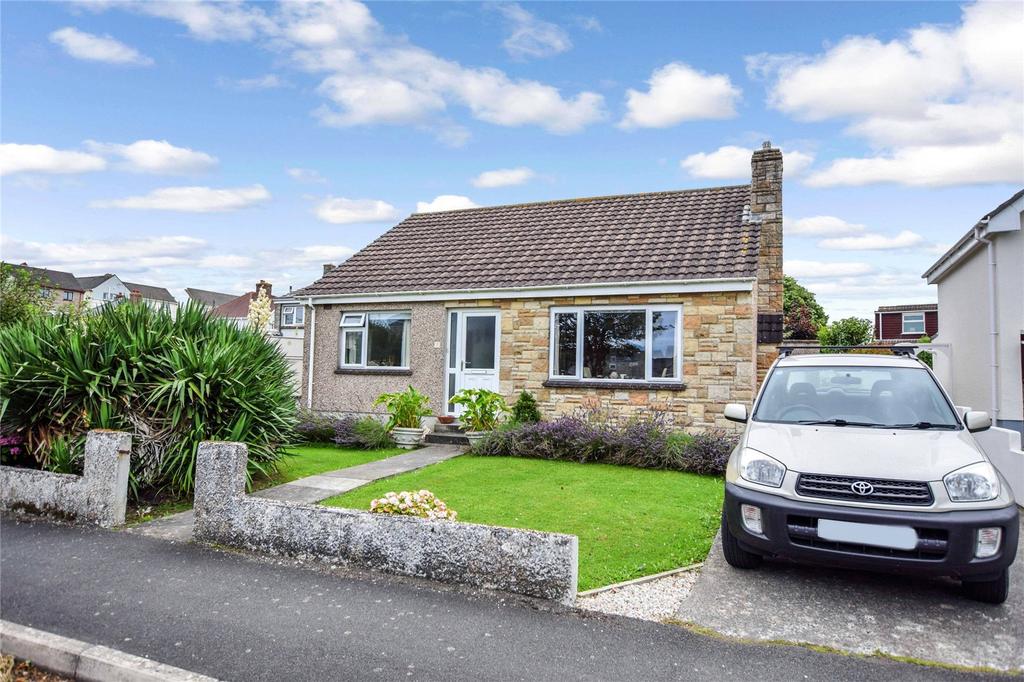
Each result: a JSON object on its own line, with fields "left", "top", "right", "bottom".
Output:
{"left": 445, "top": 309, "right": 501, "bottom": 416}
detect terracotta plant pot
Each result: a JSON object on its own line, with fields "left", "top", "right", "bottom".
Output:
{"left": 437, "top": 415, "right": 456, "bottom": 425}
{"left": 392, "top": 426, "right": 424, "bottom": 449}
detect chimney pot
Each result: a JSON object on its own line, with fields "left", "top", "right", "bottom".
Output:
{"left": 322, "top": 263, "right": 334, "bottom": 275}
{"left": 129, "top": 289, "right": 142, "bottom": 303}
{"left": 762, "top": 140, "right": 772, "bottom": 149}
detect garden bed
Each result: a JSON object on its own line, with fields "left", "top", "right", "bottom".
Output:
{"left": 321, "top": 455, "right": 724, "bottom": 591}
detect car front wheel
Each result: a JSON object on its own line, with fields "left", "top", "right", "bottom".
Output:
{"left": 962, "top": 569, "right": 1009, "bottom": 605}
{"left": 720, "top": 510, "right": 762, "bottom": 569}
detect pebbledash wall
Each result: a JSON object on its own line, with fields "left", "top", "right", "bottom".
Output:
{"left": 302, "top": 288, "right": 757, "bottom": 431}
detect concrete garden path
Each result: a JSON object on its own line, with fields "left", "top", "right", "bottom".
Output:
{"left": 676, "top": 520, "right": 1024, "bottom": 672}
{"left": 130, "top": 444, "right": 464, "bottom": 543}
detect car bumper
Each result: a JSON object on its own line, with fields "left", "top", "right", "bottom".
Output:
{"left": 724, "top": 483, "right": 1019, "bottom": 580}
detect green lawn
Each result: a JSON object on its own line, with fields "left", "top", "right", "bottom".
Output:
{"left": 321, "top": 456, "right": 724, "bottom": 591}
{"left": 126, "top": 444, "right": 404, "bottom": 524}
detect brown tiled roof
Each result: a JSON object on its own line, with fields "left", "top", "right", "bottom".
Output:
{"left": 6, "top": 263, "right": 84, "bottom": 292}
{"left": 185, "top": 287, "right": 236, "bottom": 308}
{"left": 122, "top": 281, "right": 176, "bottom": 304}
{"left": 876, "top": 303, "right": 937, "bottom": 313}
{"left": 211, "top": 292, "right": 255, "bottom": 319}
{"left": 293, "top": 185, "right": 756, "bottom": 296}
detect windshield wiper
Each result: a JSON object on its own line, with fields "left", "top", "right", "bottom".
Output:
{"left": 796, "top": 419, "right": 884, "bottom": 428}
{"left": 886, "top": 421, "right": 958, "bottom": 430}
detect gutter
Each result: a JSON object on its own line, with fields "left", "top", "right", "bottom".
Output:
{"left": 973, "top": 221, "right": 999, "bottom": 421}
{"left": 305, "top": 297, "right": 316, "bottom": 410}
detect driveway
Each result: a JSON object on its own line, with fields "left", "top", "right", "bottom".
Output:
{"left": 676, "top": 518, "right": 1023, "bottom": 672}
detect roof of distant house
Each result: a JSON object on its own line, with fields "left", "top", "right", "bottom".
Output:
{"left": 77, "top": 274, "right": 117, "bottom": 290}
{"left": 122, "top": 281, "right": 176, "bottom": 303}
{"left": 185, "top": 287, "right": 237, "bottom": 309}
{"left": 211, "top": 292, "right": 256, "bottom": 319}
{"left": 6, "top": 263, "right": 84, "bottom": 292}
{"left": 293, "top": 185, "right": 758, "bottom": 297}
{"left": 875, "top": 303, "right": 938, "bottom": 313}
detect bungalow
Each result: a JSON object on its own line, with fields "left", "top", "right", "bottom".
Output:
{"left": 80, "top": 273, "right": 178, "bottom": 312}
{"left": 4, "top": 263, "right": 84, "bottom": 307}
{"left": 185, "top": 287, "right": 236, "bottom": 310}
{"left": 873, "top": 303, "right": 938, "bottom": 342}
{"left": 291, "top": 142, "right": 785, "bottom": 430}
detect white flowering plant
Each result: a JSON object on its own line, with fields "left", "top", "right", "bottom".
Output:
{"left": 369, "top": 489, "right": 457, "bottom": 521}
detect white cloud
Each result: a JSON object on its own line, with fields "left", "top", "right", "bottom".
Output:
{"left": 315, "top": 197, "right": 398, "bottom": 224}
{"left": 0, "top": 143, "right": 106, "bottom": 176}
{"left": 786, "top": 216, "right": 866, "bottom": 237}
{"left": 574, "top": 16, "right": 603, "bottom": 33}
{"left": 84, "top": 139, "right": 217, "bottom": 174}
{"left": 471, "top": 166, "right": 535, "bottom": 188}
{"left": 92, "top": 185, "right": 270, "bottom": 212}
{"left": 129, "top": 1, "right": 277, "bottom": 42}
{"left": 784, "top": 260, "right": 874, "bottom": 279}
{"left": 286, "top": 167, "right": 327, "bottom": 183}
{"left": 2, "top": 234, "right": 206, "bottom": 271}
{"left": 269, "top": 244, "right": 358, "bottom": 267}
{"left": 804, "top": 135, "right": 1023, "bottom": 187}
{"left": 416, "top": 195, "right": 479, "bottom": 213}
{"left": 496, "top": 3, "right": 572, "bottom": 60}
{"left": 620, "top": 63, "right": 740, "bottom": 129}
{"left": 680, "top": 145, "right": 813, "bottom": 179}
{"left": 818, "top": 230, "right": 924, "bottom": 251}
{"left": 750, "top": 1, "right": 1024, "bottom": 187}
{"left": 222, "top": 74, "right": 288, "bottom": 90}
{"left": 198, "top": 255, "right": 254, "bottom": 269}
{"left": 49, "top": 27, "right": 152, "bottom": 65}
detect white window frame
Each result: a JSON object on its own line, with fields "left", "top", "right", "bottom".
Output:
{"left": 338, "top": 311, "right": 411, "bottom": 369}
{"left": 548, "top": 304, "right": 683, "bottom": 383}
{"left": 281, "top": 305, "right": 304, "bottom": 327}
{"left": 62, "top": 291, "right": 74, "bottom": 301}
{"left": 902, "top": 312, "right": 925, "bottom": 335}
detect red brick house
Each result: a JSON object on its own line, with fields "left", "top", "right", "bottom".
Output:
{"left": 873, "top": 303, "right": 938, "bottom": 342}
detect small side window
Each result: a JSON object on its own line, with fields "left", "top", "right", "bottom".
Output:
{"left": 341, "top": 313, "right": 366, "bottom": 327}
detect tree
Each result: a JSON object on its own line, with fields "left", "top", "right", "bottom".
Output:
{"left": 0, "top": 263, "right": 54, "bottom": 327}
{"left": 817, "top": 317, "right": 873, "bottom": 347}
{"left": 783, "top": 276, "right": 827, "bottom": 339}
{"left": 247, "top": 286, "right": 272, "bottom": 333}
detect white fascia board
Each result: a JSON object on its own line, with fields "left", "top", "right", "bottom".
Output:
{"left": 304, "top": 278, "right": 755, "bottom": 305}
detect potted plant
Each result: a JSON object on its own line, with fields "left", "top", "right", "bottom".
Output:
{"left": 373, "top": 386, "right": 431, "bottom": 449}
{"left": 450, "top": 389, "right": 507, "bottom": 446}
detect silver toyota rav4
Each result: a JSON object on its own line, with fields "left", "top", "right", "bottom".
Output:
{"left": 721, "top": 349, "right": 1019, "bottom": 604}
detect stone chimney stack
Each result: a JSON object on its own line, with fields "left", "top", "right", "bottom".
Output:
{"left": 750, "top": 141, "right": 784, "bottom": 382}
{"left": 322, "top": 264, "right": 334, "bottom": 276}
{"left": 256, "top": 280, "right": 272, "bottom": 297}
{"left": 129, "top": 289, "right": 142, "bottom": 303}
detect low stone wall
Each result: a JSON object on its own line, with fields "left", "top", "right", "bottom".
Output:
{"left": 0, "top": 430, "right": 132, "bottom": 527}
{"left": 193, "top": 442, "right": 578, "bottom": 604}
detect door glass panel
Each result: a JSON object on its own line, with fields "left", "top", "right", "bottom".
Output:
{"left": 448, "top": 312, "right": 458, "bottom": 369}
{"left": 652, "top": 311, "right": 678, "bottom": 379}
{"left": 583, "top": 311, "right": 645, "bottom": 380}
{"left": 555, "top": 312, "right": 577, "bottom": 376}
{"left": 464, "top": 315, "right": 496, "bottom": 369}
{"left": 447, "top": 374, "right": 457, "bottom": 412}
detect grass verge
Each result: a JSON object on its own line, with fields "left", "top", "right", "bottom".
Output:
{"left": 321, "top": 455, "right": 723, "bottom": 591}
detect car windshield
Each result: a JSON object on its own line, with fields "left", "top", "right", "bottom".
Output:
{"left": 753, "top": 365, "right": 960, "bottom": 428}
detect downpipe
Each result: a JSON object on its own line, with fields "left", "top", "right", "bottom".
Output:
{"left": 974, "top": 222, "right": 999, "bottom": 422}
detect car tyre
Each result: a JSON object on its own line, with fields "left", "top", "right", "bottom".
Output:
{"left": 720, "top": 511, "right": 762, "bottom": 569}
{"left": 962, "top": 569, "right": 1009, "bottom": 605}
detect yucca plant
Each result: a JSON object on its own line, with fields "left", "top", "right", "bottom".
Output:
{"left": 0, "top": 301, "right": 297, "bottom": 495}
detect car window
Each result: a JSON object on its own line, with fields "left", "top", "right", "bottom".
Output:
{"left": 753, "top": 365, "right": 959, "bottom": 428}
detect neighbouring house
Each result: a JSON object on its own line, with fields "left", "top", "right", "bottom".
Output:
{"left": 80, "top": 274, "right": 178, "bottom": 312}
{"left": 210, "top": 282, "right": 268, "bottom": 328}
{"left": 289, "top": 142, "right": 785, "bottom": 430}
{"left": 273, "top": 289, "right": 307, "bottom": 390}
{"left": 185, "top": 287, "right": 236, "bottom": 310}
{"left": 873, "top": 303, "right": 938, "bottom": 342}
{"left": 5, "top": 263, "right": 85, "bottom": 307}
{"left": 923, "top": 188, "right": 1023, "bottom": 434}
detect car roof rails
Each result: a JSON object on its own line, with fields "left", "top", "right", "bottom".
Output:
{"left": 777, "top": 345, "right": 918, "bottom": 358}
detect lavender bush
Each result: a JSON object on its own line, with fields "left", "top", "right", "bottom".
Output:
{"left": 474, "top": 409, "right": 735, "bottom": 476}
{"left": 295, "top": 410, "right": 394, "bottom": 450}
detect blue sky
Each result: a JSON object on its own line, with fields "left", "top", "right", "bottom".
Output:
{"left": 2, "top": 0, "right": 1021, "bottom": 319}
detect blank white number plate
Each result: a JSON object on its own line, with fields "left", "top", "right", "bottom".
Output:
{"left": 817, "top": 519, "right": 918, "bottom": 550}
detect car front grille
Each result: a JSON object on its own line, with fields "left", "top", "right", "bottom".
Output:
{"left": 786, "top": 515, "right": 948, "bottom": 560}
{"left": 796, "top": 473, "right": 933, "bottom": 506}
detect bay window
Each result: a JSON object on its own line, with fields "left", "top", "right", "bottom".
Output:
{"left": 340, "top": 311, "right": 411, "bottom": 368}
{"left": 550, "top": 305, "right": 681, "bottom": 382}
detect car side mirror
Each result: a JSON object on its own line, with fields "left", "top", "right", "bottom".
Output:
{"left": 724, "top": 403, "right": 748, "bottom": 423}
{"left": 965, "top": 411, "right": 992, "bottom": 433}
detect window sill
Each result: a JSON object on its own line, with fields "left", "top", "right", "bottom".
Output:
{"left": 335, "top": 367, "right": 413, "bottom": 376}
{"left": 542, "top": 379, "right": 686, "bottom": 391}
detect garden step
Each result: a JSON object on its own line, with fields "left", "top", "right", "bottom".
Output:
{"left": 424, "top": 433, "right": 470, "bottom": 446}
{"left": 433, "top": 423, "right": 465, "bottom": 434}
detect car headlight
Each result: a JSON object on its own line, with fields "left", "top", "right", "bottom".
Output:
{"left": 943, "top": 462, "right": 1000, "bottom": 502}
{"left": 738, "top": 448, "right": 786, "bottom": 488}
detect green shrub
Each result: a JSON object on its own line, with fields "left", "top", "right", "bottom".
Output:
{"left": 373, "top": 386, "right": 432, "bottom": 429}
{"left": 916, "top": 335, "right": 934, "bottom": 368}
{"left": 451, "top": 389, "right": 507, "bottom": 432}
{"left": 510, "top": 390, "right": 542, "bottom": 424}
{"left": 353, "top": 416, "right": 395, "bottom": 449}
{"left": 295, "top": 409, "right": 338, "bottom": 443}
{"left": 0, "top": 301, "right": 297, "bottom": 495}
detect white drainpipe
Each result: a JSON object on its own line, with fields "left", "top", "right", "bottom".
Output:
{"left": 306, "top": 299, "right": 317, "bottom": 410}
{"left": 974, "top": 221, "right": 999, "bottom": 421}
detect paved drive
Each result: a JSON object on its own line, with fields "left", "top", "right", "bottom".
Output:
{"left": 1, "top": 519, "right": 999, "bottom": 681}
{"left": 130, "top": 445, "right": 464, "bottom": 542}
{"left": 677, "top": 524, "right": 1024, "bottom": 672}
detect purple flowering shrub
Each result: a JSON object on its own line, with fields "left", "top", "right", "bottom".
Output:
{"left": 474, "top": 409, "right": 736, "bottom": 476}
